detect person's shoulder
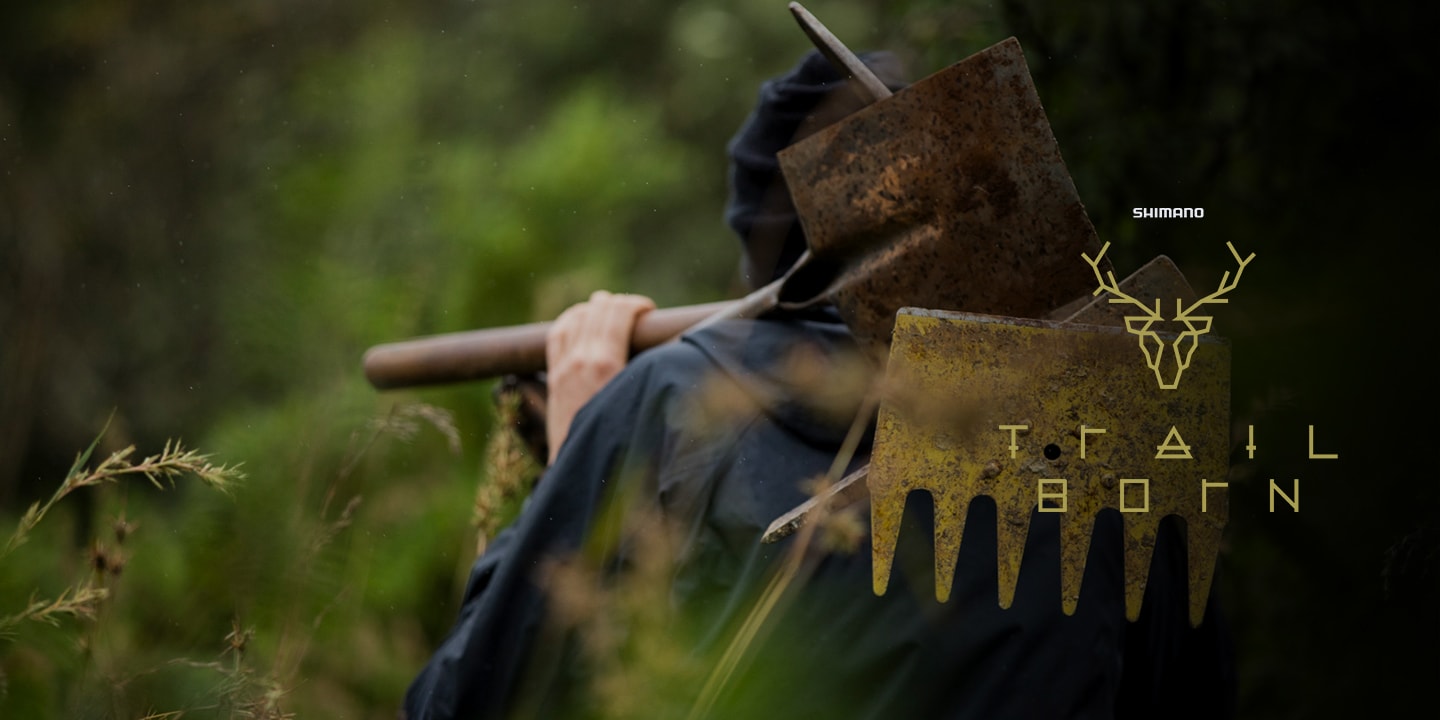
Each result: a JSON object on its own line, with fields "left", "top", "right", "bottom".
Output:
{"left": 677, "top": 313, "right": 856, "bottom": 383}
{"left": 572, "top": 327, "right": 721, "bottom": 424}
{"left": 574, "top": 312, "right": 858, "bottom": 438}
{"left": 609, "top": 313, "right": 845, "bottom": 386}
{"left": 681, "top": 313, "right": 852, "bottom": 361}
{"left": 600, "top": 332, "right": 717, "bottom": 403}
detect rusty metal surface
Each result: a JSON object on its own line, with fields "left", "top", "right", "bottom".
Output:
{"left": 777, "top": 38, "right": 1107, "bottom": 363}
{"left": 1064, "top": 255, "right": 1197, "bottom": 326}
{"left": 868, "top": 308, "right": 1229, "bottom": 625}
{"left": 763, "top": 467, "right": 869, "bottom": 542}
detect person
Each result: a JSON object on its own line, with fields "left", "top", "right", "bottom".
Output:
{"left": 404, "top": 50, "right": 1234, "bottom": 720}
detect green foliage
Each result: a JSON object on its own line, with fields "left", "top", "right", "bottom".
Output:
{"left": 0, "top": 0, "right": 1433, "bottom": 716}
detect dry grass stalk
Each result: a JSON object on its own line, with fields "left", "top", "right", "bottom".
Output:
{"left": 0, "top": 586, "right": 111, "bottom": 637}
{"left": 1, "top": 427, "right": 242, "bottom": 645}
{"left": 688, "top": 389, "right": 879, "bottom": 720}
{"left": 474, "top": 390, "right": 541, "bottom": 556}
{"left": 191, "top": 619, "right": 296, "bottom": 720}
{"left": 339, "top": 402, "right": 461, "bottom": 483}
{"left": 369, "top": 403, "right": 461, "bottom": 453}
{"left": 540, "top": 501, "right": 703, "bottom": 720}
{"left": 521, "top": 350, "right": 880, "bottom": 719}
{"left": 3, "top": 435, "right": 244, "bottom": 562}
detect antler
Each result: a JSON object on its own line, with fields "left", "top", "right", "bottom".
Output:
{"left": 1177, "top": 242, "right": 1254, "bottom": 318}
{"left": 1082, "top": 242, "right": 1162, "bottom": 319}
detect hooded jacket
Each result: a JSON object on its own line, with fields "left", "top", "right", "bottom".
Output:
{"left": 403, "top": 314, "right": 1234, "bottom": 719}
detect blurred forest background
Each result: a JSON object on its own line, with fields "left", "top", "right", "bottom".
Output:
{"left": 0, "top": 0, "right": 1434, "bottom": 717}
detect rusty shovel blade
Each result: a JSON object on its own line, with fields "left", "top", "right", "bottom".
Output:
{"left": 776, "top": 37, "right": 1108, "bottom": 362}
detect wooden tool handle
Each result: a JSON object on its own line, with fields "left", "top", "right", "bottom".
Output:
{"left": 362, "top": 300, "right": 736, "bottom": 389}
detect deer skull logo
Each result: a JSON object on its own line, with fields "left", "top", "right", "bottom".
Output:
{"left": 1082, "top": 242, "right": 1254, "bottom": 390}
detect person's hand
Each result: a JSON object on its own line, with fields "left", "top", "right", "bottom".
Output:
{"left": 544, "top": 290, "right": 655, "bottom": 464}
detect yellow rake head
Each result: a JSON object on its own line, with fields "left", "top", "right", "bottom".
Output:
{"left": 868, "top": 307, "right": 1230, "bottom": 626}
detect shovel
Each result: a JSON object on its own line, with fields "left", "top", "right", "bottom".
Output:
{"left": 363, "top": 4, "right": 1105, "bottom": 389}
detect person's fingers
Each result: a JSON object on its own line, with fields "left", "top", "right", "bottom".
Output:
{"left": 548, "top": 292, "right": 652, "bottom": 374}
{"left": 545, "top": 298, "right": 596, "bottom": 366}
{"left": 543, "top": 291, "right": 656, "bottom": 465}
{"left": 590, "top": 293, "right": 655, "bottom": 357}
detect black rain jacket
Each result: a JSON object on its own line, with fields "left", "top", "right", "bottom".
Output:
{"left": 404, "top": 313, "right": 1234, "bottom": 719}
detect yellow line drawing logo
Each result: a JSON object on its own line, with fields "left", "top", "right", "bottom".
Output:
{"left": 1082, "top": 242, "right": 1255, "bottom": 390}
